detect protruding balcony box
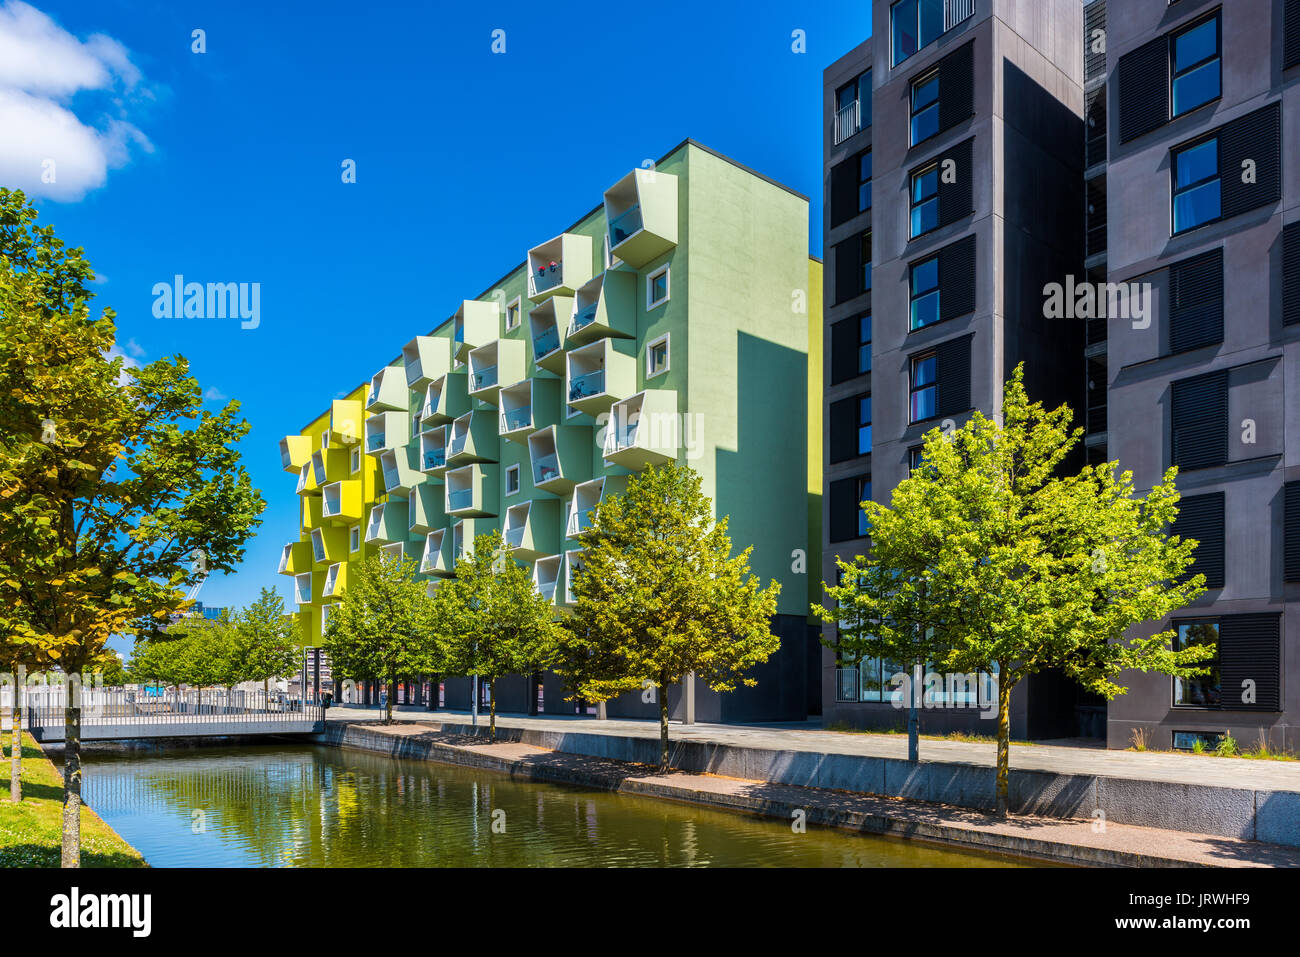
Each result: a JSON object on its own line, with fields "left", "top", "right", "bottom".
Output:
{"left": 527, "top": 233, "right": 594, "bottom": 302}
{"left": 532, "top": 555, "right": 561, "bottom": 604}
{"left": 322, "top": 562, "right": 348, "bottom": 601}
{"left": 310, "top": 527, "right": 346, "bottom": 565}
{"left": 565, "top": 338, "right": 636, "bottom": 416}
{"left": 407, "top": 483, "right": 445, "bottom": 535}
{"left": 502, "top": 499, "right": 561, "bottom": 562}
{"left": 280, "top": 435, "right": 312, "bottom": 473}
{"left": 527, "top": 424, "right": 592, "bottom": 496}
{"left": 378, "top": 540, "right": 422, "bottom": 566}
{"left": 447, "top": 411, "right": 499, "bottom": 466}
{"left": 453, "top": 299, "right": 501, "bottom": 362}
{"left": 467, "top": 338, "right": 525, "bottom": 405}
{"left": 329, "top": 398, "right": 364, "bottom": 447}
{"left": 321, "top": 479, "right": 363, "bottom": 525}
{"left": 562, "top": 548, "right": 587, "bottom": 606}
{"left": 450, "top": 517, "right": 494, "bottom": 567}
{"left": 279, "top": 540, "right": 313, "bottom": 576}
{"left": 421, "top": 528, "right": 454, "bottom": 577}
{"left": 602, "top": 389, "right": 680, "bottom": 470}
{"left": 445, "top": 463, "right": 500, "bottom": 518}
{"left": 311, "top": 447, "right": 351, "bottom": 487}
{"left": 603, "top": 168, "right": 678, "bottom": 269}
{"left": 499, "top": 378, "right": 562, "bottom": 444}
{"left": 419, "top": 428, "right": 449, "bottom": 477}
{"left": 420, "top": 372, "right": 470, "bottom": 427}
{"left": 365, "top": 411, "right": 409, "bottom": 457}
{"left": 568, "top": 270, "right": 637, "bottom": 347}
{"left": 296, "top": 462, "right": 317, "bottom": 496}
{"left": 379, "top": 445, "right": 422, "bottom": 496}
{"left": 403, "top": 336, "right": 451, "bottom": 392}
{"left": 566, "top": 475, "right": 629, "bottom": 539}
{"left": 301, "top": 494, "right": 324, "bottom": 532}
{"left": 293, "top": 572, "right": 313, "bottom": 605}
{"left": 364, "top": 500, "right": 410, "bottom": 544}
{"left": 366, "top": 365, "right": 408, "bottom": 412}
{"left": 528, "top": 296, "right": 574, "bottom": 374}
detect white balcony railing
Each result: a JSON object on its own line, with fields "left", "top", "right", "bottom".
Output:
{"left": 833, "top": 99, "right": 861, "bottom": 145}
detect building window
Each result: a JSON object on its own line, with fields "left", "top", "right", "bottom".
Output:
{"left": 858, "top": 395, "right": 872, "bottom": 455}
{"left": 1171, "top": 13, "right": 1220, "bottom": 118}
{"left": 646, "top": 334, "right": 669, "bottom": 378}
{"left": 834, "top": 231, "right": 872, "bottom": 304}
{"left": 909, "top": 254, "right": 941, "bottom": 329}
{"left": 834, "top": 69, "right": 871, "bottom": 143}
{"left": 350, "top": 447, "right": 361, "bottom": 474}
{"left": 505, "top": 464, "right": 520, "bottom": 496}
{"left": 1172, "top": 136, "right": 1220, "bottom": 234}
{"left": 321, "top": 432, "right": 330, "bottom": 450}
{"left": 858, "top": 150, "right": 872, "bottom": 214}
{"left": 909, "top": 445, "right": 926, "bottom": 472}
{"left": 910, "top": 71, "right": 940, "bottom": 145}
{"left": 861, "top": 230, "right": 872, "bottom": 293}
{"left": 857, "top": 476, "right": 872, "bottom": 536}
{"left": 892, "top": 0, "right": 948, "bottom": 66}
{"left": 910, "top": 353, "right": 937, "bottom": 423}
{"left": 646, "top": 266, "right": 670, "bottom": 309}
{"left": 1172, "top": 619, "right": 1220, "bottom": 708}
{"left": 858, "top": 314, "right": 872, "bottom": 374}
{"left": 506, "top": 297, "right": 522, "bottom": 331}
{"left": 411, "top": 413, "right": 422, "bottom": 438}
{"left": 910, "top": 163, "right": 940, "bottom": 237}
{"left": 349, "top": 524, "right": 361, "bottom": 553}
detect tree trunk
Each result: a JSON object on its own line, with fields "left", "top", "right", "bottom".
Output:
{"left": 995, "top": 670, "right": 1012, "bottom": 818}
{"left": 9, "top": 700, "right": 21, "bottom": 804}
{"left": 658, "top": 669, "right": 669, "bottom": 772}
{"left": 907, "top": 660, "right": 921, "bottom": 762}
{"left": 61, "top": 704, "right": 81, "bottom": 868}
{"left": 384, "top": 678, "right": 393, "bottom": 725}
{"left": 489, "top": 678, "right": 497, "bottom": 742}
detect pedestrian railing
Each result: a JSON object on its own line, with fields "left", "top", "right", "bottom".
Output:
{"left": 22, "top": 688, "right": 324, "bottom": 738}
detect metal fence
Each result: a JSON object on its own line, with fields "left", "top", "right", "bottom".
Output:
{"left": 22, "top": 687, "right": 323, "bottom": 730}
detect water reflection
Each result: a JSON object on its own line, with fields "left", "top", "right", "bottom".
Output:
{"left": 82, "top": 744, "right": 1034, "bottom": 868}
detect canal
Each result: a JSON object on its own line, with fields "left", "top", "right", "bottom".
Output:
{"left": 82, "top": 743, "right": 1038, "bottom": 867}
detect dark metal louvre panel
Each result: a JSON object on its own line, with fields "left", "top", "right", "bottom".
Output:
{"left": 1218, "top": 614, "right": 1282, "bottom": 712}
{"left": 1085, "top": 87, "right": 1107, "bottom": 167}
{"left": 938, "top": 233, "right": 976, "bottom": 320}
{"left": 1169, "top": 247, "right": 1224, "bottom": 354}
{"left": 828, "top": 476, "right": 863, "bottom": 543}
{"left": 830, "top": 316, "right": 861, "bottom": 385}
{"left": 934, "top": 334, "right": 972, "bottom": 417}
{"left": 937, "top": 41, "right": 975, "bottom": 134}
{"left": 1086, "top": 177, "right": 1107, "bottom": 257}
{"left": 937, "top": 138, "right": 974, "bottom": 228}
{"left": 1084, "top": 2, "right": 1107, "bottom": 83}
{"left": 1286, "top": 0, "right": 1300, "bottom": 70}
{"left": 1117, "top": 36, "right": 1168, "bottom": 143}
{"left": 1219, "top": 103, "right": 1281, "bottom": 220}
{"left": 1171, "top": 370, "right": 1228, "bottom": 470}
{"left": 1285, "top": 481, "right": 1300, "bottom": 582}
{"left": 1283, "top": 222, "right": 1300, "bottom": 327}
{"left": 829, "top": 395, "right": 861, "bottom": 464}
{"left": 1172, "top": 492, "right": 1225, "bottom": 588}
{"left": 830, "top": 153, "right": 861, "bottom": 229}
{"left": 834, "top": 236, "right": 862, "bottom": 304}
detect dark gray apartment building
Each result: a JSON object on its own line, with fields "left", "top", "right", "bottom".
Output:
{"left": 822, "top": 0, "right": 1300, "bottom": 752}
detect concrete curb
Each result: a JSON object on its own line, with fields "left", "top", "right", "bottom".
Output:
{"left": 321, "top": 722, "right": 1274, "bottom": 867}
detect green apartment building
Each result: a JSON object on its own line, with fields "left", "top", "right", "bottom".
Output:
{"left": 279, "top": 139, "right": 823, "bottom": 721}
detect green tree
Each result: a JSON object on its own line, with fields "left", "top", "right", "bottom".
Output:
{"left": 232, "top": 588, "right": 300, "bottom": 697}
{"left": 555, "top": 462, "right": 782, "bottom": 770}
{"left": 323, "top": 555, "right": 441, "bottom": 725}
{"left": 850, "top": 365, "right": 1212, "bottom": 816}
{"left": 91, "top": 651, "right": 129, "bottom": 688}
{"left": 433, "top": 532, "right": 563, "bottom": 741}
{"left": 0, "top": 188, "right": 265, "bottom": 865}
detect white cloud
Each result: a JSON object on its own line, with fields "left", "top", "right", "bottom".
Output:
{"left": 122, "top": 337, "right": 146, "bottom": 359}
{"left": 0, "top": 2, "right": 153, "bottom": 201}
{"left": 204, "top": 387, "right": 228, "bottom": 402}
{"left": 106, "top": 341, "right": 141, "bottom": 386}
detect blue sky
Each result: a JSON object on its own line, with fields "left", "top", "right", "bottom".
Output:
{"left": 5, "top": 0, "right": 871, "bottom": 622}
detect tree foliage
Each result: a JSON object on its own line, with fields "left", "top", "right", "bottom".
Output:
{"left": 322, "top": 555, "right": 441, "bottom": 724}
{"left": 555, "top": 462, "right": 781, "bottom": 769}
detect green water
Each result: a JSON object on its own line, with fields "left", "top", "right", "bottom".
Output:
{"left": 82, "top": 744, "right": 1036, "bottom": 867}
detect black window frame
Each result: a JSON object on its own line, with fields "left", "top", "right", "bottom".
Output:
{"left": 836, "top": 69, "right": 873, "bottom": 131}
{"left": 858, "top": 313, "right": 872, "bottom": 375}
{"left": 1169, "top": 11, "right": 1222, "bottom": 120}
{"left": 1171, "top": 617, "right": 1221, "bottom": 709}
{"left": 909, "top": 351, "right": 938, "bottom": 424}
{"left": 1171, "top": 133, "right": 1221, "bottom": 235}
{"left": 857, "top": 474, "right": 872, "bottom": 537}
{"left": 910, "top": 161, "right": 940, "bottom": 238}
{"left": 909, "top": 253, "right": 941, "bottom": 330}
{"left": 858, "top": 149, "right": 873, "bottom": 216}
{"left": 910, "top": 69, "right": 941, "bottom": 147}
{"left": 858, "top": 394, "right": 872, "bottom": 457}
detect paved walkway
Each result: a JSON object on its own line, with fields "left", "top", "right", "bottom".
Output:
{"left": 323, "top": 704, "right": 1300, "bottom": 793}
{"left": 331, "top": 721, "right": 1300, "bottom": 867}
